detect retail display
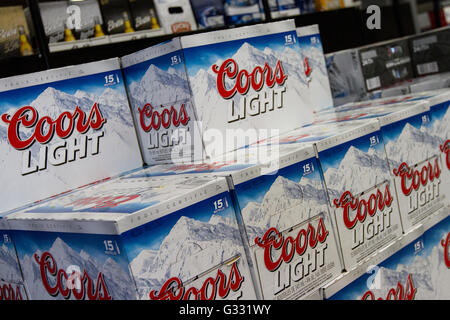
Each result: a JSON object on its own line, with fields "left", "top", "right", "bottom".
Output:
{"left": 117, "top": 142, "right": 343, "bottom": 300}
{"left": 0, "top": 58, "right": 142, "bottom": 214}
{"left": 7, "top": 173, "right": 257, "bottom": 300}
{"left": 154, "top": 0, "right": 197, "bottom": 34}
{"left": 0, "top": 6, "right": 32, "bottom": 58}
{"left": 0, "top": 15, "right": 449, "bottom": 302}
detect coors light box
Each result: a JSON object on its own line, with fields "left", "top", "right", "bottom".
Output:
{"left": 314, "top": 120, "right": 403, "bottom": 271}
{"left": 326, "top": 210, "right": 449, "bottom": 300}
{"left": 0, "top": 58, "right": 143, "bottom": 214}
{"left": 6, "top": 173, "right": 257, "bottom": 300}
{"left": 131, "top": 143, "right": 344, "bottom": 300}
{"left": 179, "top": 20, "right": 332, "bottom": 159}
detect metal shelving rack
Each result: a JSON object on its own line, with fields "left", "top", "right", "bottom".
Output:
{"left": 0, "top": 0, "right": 445, "bottom": 78}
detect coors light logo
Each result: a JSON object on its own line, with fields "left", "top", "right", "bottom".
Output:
{"left": 211, "top": 58, "right": 288, "bottom": 123}
{"left": 1, "top": 103, "right": 106, "bottom": 176}
{"left": 138, "top": 102, "right": 191, "bottom": 150}
{"left": 254, "top": 217, "right": 329, "bottom": 296}
{"left": 149, "top": 260, "right": 244, "bottom": 300}
{"left": 361, "top": 274, "right": 417, "bottom": 300}
{"left": 393, "top": 158, "right": 441, "bottom": 214}
{"left": 333, "top": 185, "right": 394, "bottom": 250}
{"left": 34, "top": 251, "right": 112, "bottom": 300}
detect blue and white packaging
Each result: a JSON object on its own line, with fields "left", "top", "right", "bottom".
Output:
{"left": 125, "top": 143, "right": 343, "bottom": 300}
{"left": 325, "top": 210, "right": 449, "bottom": 300}
{"left": 325, "top": 48, "right": 366, "bottom": 107}
{"left": 154, "top": 0, "right": 197, "bottom": 33}
{"left": 0, "top": 216, "right": 27, "bottom": 300}
{"left": 180, "top": 20, "right": 330, "bottom": 159}
{"left": 315, "top": 120, "right": 403, "bottom": 271}
{"left": 6, "top": 173, "right": 257, "bottom": 300}
{"left": 0, "top": 58, "right": 143, "bottom": 215}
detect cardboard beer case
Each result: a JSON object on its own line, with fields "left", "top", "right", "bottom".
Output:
{"left": 326, "top": 209, "right": 449, "bottom": 300}
{"left": 325, "top": 48, "right": 366, "bottom": 107}
{"left": 314, "top": 119, "right": 404, "bottom": 271}
{"left": 296, "top": 25, "right": 333, "bottom": 111}
{"left": 180, "top": 20, "right": 332, "bottom": 159}
{"left": 409, "top": 26, "right": 450, "bottom": 77}
{"left": 314, "top": 97, "right": 446, "bottom": 232}
{"left": 5, "top": 172, "right": 257, "bottom": 300}
{"left": 121, "top": 38, "right": 202, "bottom": 165}
{"left": 0, "top": 58, "right": 143, "bottom": 215}
{"left": 126, "top": 143, "right": 344, "bottom": 300}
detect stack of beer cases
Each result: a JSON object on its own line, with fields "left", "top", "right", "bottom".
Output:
{"left": 131, "top": 141, "right": 344, "bottom": 300}
{"left": 0, "top": 58, "right": 145, "bottom": 300}
{"left": 247, "top": 119, "right": 405, "bottom": 272}
{"left": 6, "top": 170, "right": 260, "bottom": 300}
{"left": 122, "top": 20, "right": 333, "bottom": 166}
{"left": 320, "top": 90, "right": 450, "bottom": 211}
{"left": 323, "top": 209, "right": 449, "bottom": 300}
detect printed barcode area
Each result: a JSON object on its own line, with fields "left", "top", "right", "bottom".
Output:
{"left": 366, "top": 76, "right": 381, "bottom": 90}
{"left": 417, "top": 62, "right": 439, "bottom": 75}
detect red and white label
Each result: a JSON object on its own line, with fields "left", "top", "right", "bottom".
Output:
{"left": 148, "top": 260, "right": 244, "bottom": 300}
{"left": 361, "top": 273, "right": 417, "bottom": 300}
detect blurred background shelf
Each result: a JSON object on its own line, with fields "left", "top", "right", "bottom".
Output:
{"left": 0, "top": 0, "right": 448, "bottom": 78}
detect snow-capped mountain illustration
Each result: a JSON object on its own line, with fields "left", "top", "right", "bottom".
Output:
{"left": 424, "top": 107, "right": 450, "bottom": 147}
{"left": 128, "top": 64, "right": 191, "bottom": 108}
{"left": 129, "top": 214, "right": 244, "bottom": 299}
{"left": 385, "top": 122, "right": 444, "bottom": 169}
{"left": 20, "top": 237, "right": 137, "bottom": 300}
{"left": 241, "top": 175, "right": 328, "bottom": 242}
{"left": 363, "top": 240, "right": 450, "bottom": 300}
{"left": 324, "top": 146, "right": 390, "bottom": 198}
{"left": 0, "top": 243, "right": 22, "bottom": 283}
